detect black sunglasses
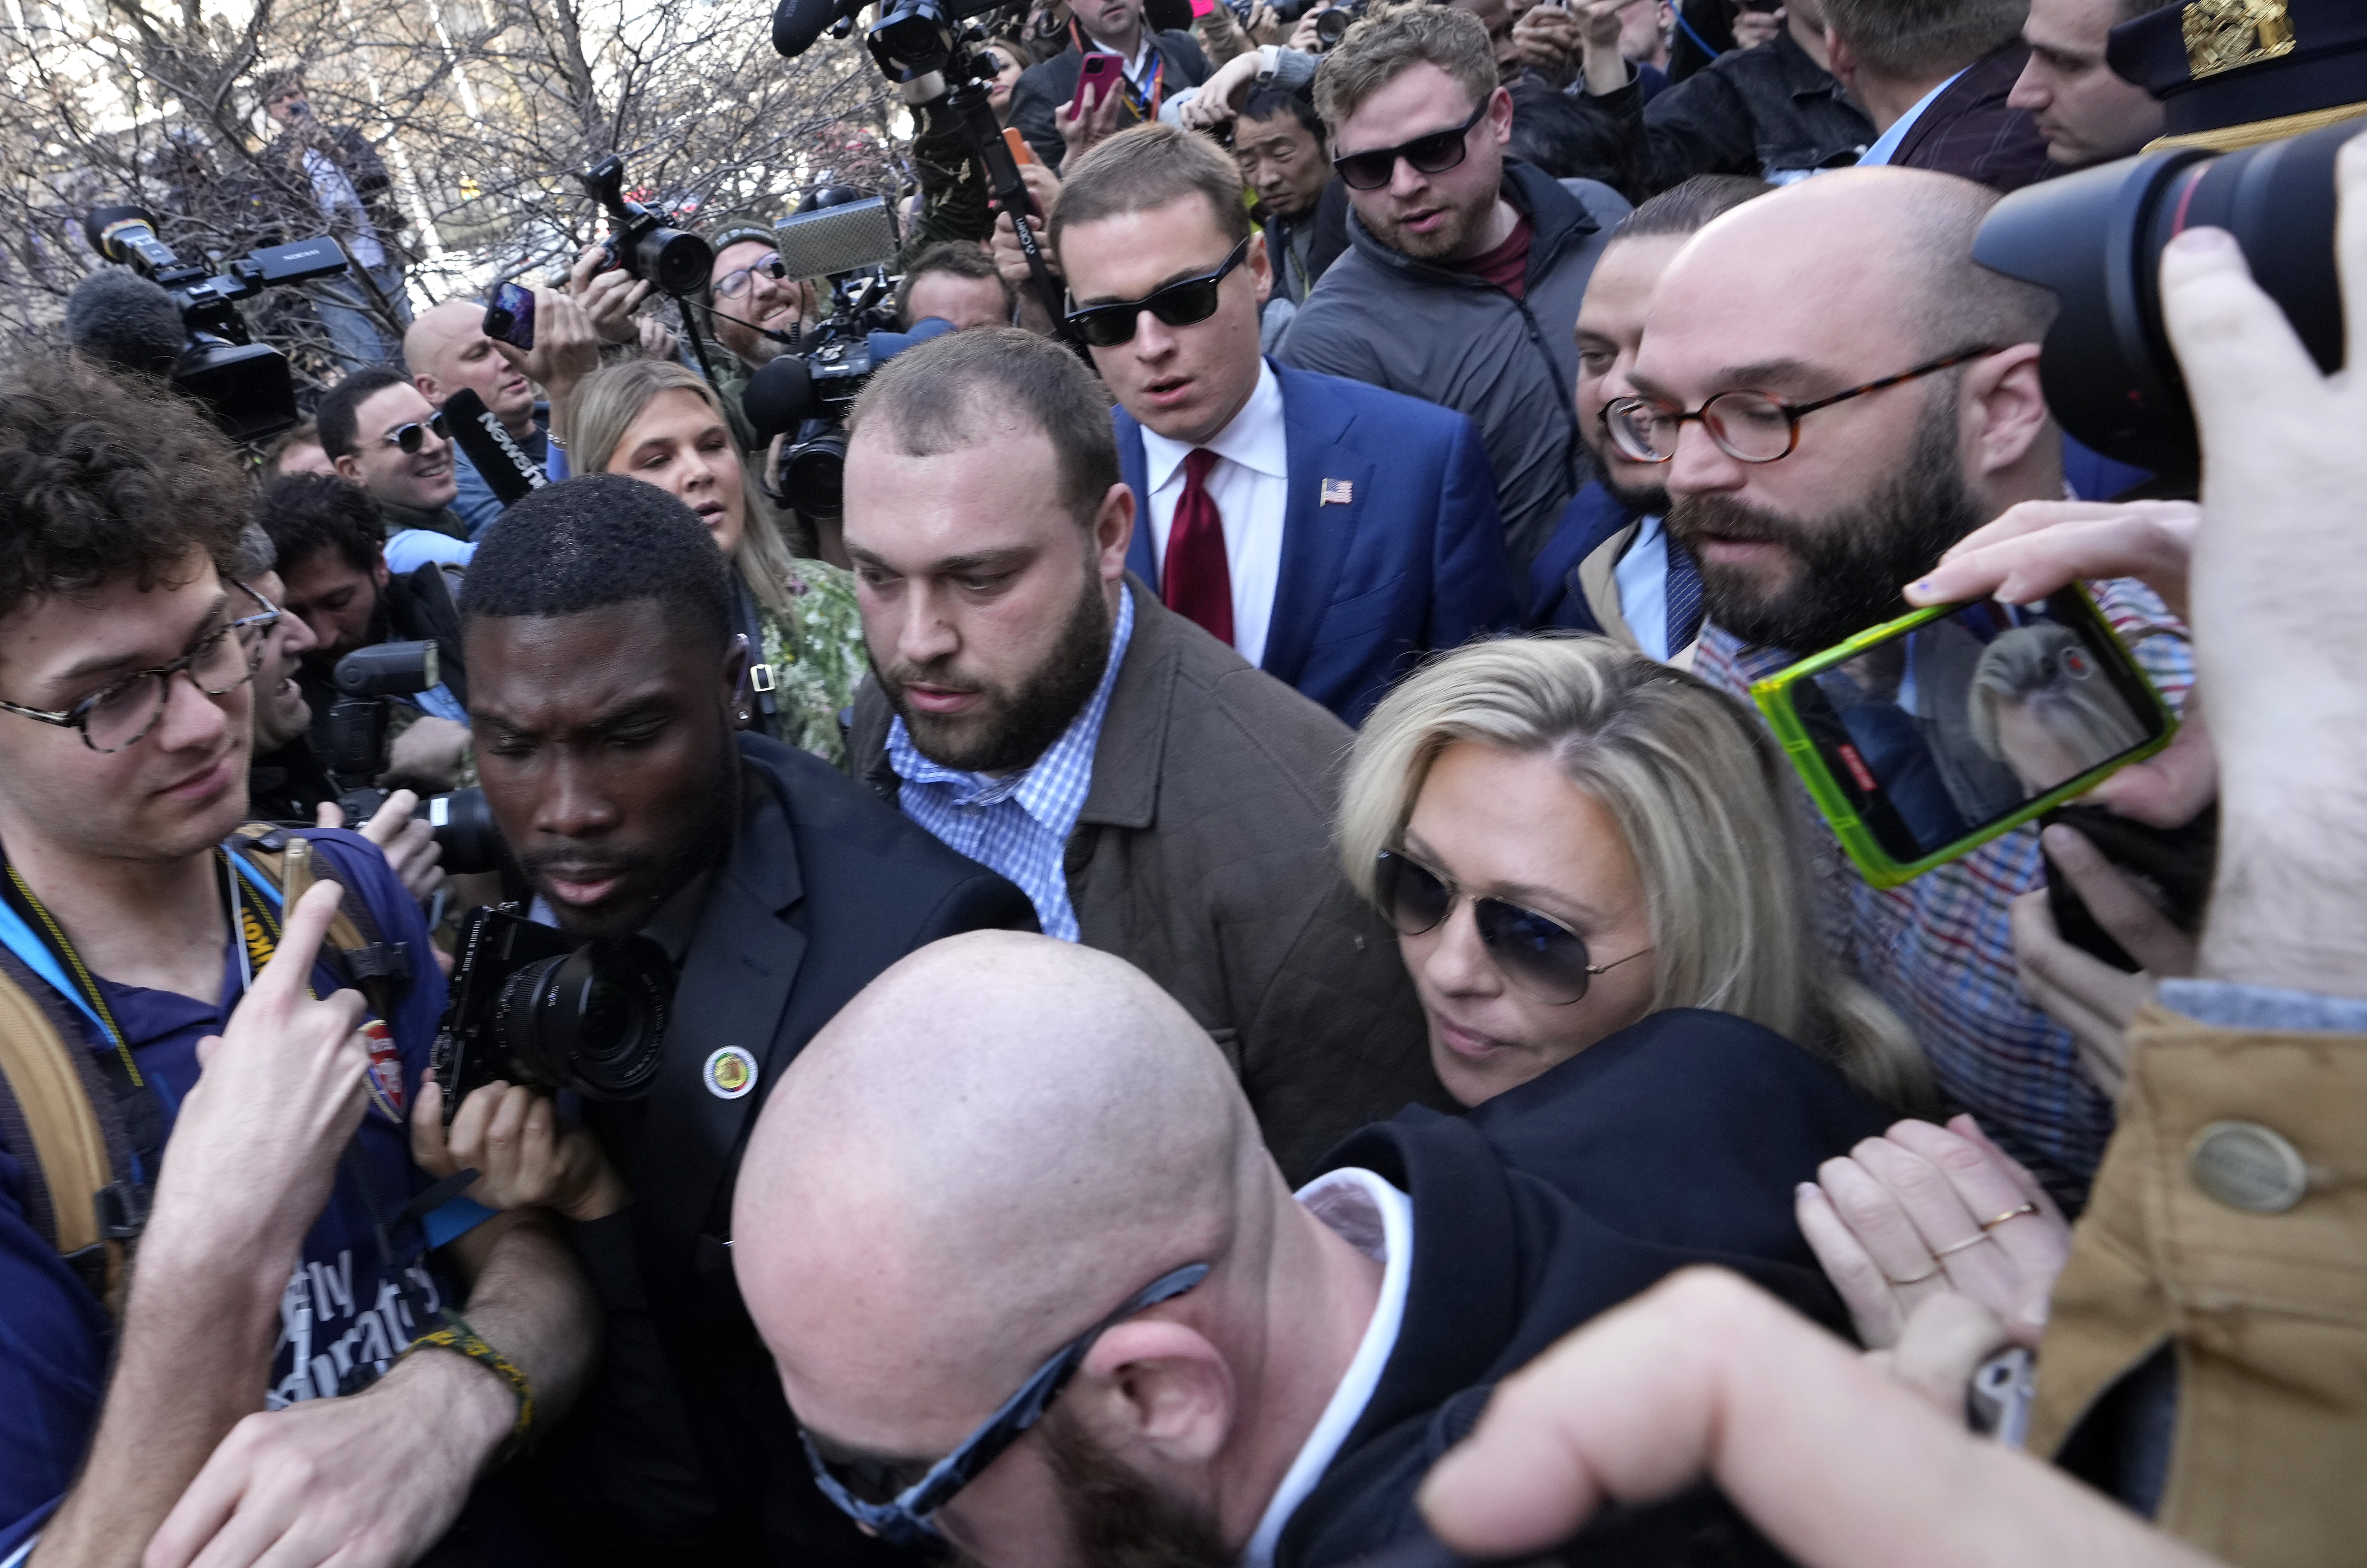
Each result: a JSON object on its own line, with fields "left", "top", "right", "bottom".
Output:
{"left": 1331, "top": 100, "right": 1489, "bottom": 191}
{"left": 1374, "top": 849, "right": 1647, "bottom": 1005}
{"left": 802, "top": 1263, "right": 1212, "bottom": 1547}
{"left": 381, "top": 410, "right": 448, "bottom": 453}
{"left": 1064, "top": 236, "right": 1252, "bottom": 347}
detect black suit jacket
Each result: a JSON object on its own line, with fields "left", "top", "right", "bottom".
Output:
{"left": 538, "top": 734, "right": 1035, "bottom": 1565}
{"left": 1277, "top": 1009, "right": 1893, "bottom": 1568}
{"left": 1009, "top": 31, "right": 1212, "bottom": 169}
{"left": 1890, "top": 39, "right": 2055, "bottom": 194}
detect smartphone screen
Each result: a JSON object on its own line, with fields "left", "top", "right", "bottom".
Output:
{"left": 483, "top": 280, "right": 535, "bottom": 350}
{"left": 1077, "top": 53, "right": 1122, "bottom": 113}
{"left": 1777, "top": 590, "right": 2169, "bottom": 869}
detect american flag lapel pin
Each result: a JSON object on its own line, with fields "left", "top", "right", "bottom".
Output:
{"left": 1319, "top": 478, "right": 1355, "bottom": 507}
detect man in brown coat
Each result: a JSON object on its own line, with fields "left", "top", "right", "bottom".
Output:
{"left": 837, "top": 327, "right": 1446, "bottom": 1180}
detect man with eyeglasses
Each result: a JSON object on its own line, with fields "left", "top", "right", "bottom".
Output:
{"left": 841, "top": 327, "right": 1452, "bottom": 1185}
{"left": 1050, "top": 124, "right": 1515, "bottom": 726}
{"left": 1276, "top": 5, "right": 1630, "bottom": 572}
{"left": 0, "top": 361, "right": 595, "bottom": 1568}
{"left": 1622, "top": 166, "right": 2192, "bottom": 1207}
{"left": 317, "top": 368, "right": 475, "bottom": 574}
{"left": 695, "top": 218, "right": 821, "bottom": 449}
{"left": 731, "top": 929, "right": 1866, "bottom": 1568}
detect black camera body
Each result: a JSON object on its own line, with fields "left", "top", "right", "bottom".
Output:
{"left": 578, "top": 156, "right": 714, "bottom": 297}
{"left": 83, "top": 205, "right": 349, "bottom": 443}
{"left": 335, "top": 785, "right": 507, "bottom": 877}
{"left": 326, "top": 639, "right": 439, "bottom": 780}
{"left": 433, "top": 905, "right": 677, "bottom": 1120}
{"left": 1974, "top": 116, "right": 2350, "bottom": 485}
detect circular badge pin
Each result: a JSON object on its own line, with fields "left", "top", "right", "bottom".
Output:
{"left": 704, "top": 1046, "right": 759, "bottom": 1101}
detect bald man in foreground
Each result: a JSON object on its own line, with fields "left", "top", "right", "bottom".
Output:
{"left": 734, "top": 932, "right": 1891, "bottom": 1568}
{"left": 1626, "top": 167, "right": 2193, "bottom": 1209}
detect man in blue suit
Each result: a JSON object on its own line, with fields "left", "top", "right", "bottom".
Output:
{"left": 1049, "top": 124, "right": 1517, "bottom": 726}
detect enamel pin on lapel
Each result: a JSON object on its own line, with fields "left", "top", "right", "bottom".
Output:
{"left": 1320, "top": 478, "right": 1355, "bottom": 506}
{"left": 705, "top": 1046, "right": 759, "bottom": 1100}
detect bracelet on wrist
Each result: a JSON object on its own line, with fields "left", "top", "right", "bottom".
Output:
{"left": 399, "top": 1310, "right": 534, "bottom": 1461}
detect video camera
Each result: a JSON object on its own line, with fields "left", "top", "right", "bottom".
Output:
{"left": 82, "top": 205, "right": 349, "bottom": 443}
{"left": 578, "top": 155, "right": 714, "bottom": 298}
{"left": 323, "top": 641, "right": 506, "bottom": 875}
{"left": 1975, "top": 115, "right": 2351, "bottom": 486}
{"left": 742, "top": 197, "right": 958, "bottom": 519}
{"left": 431, "top": 904, "right": 676, "bottom": 1120}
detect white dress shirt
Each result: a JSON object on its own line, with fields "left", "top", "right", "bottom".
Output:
{"left": 1139, "top": 360, "right": 1291, "bottom": 668}
{"left": 1241, "top": 1166, "right": 1415, "bottom": 1568}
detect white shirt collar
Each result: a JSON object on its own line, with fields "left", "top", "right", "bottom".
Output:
{"left": 1240, "top": 1166, "right": 1415, "bottom": 1568}
{"left": 1086, "top": 29, "right": 1155, "bottom": 80}
{"left": 1141, "top": 359, "right": 1288, "bottom": 496}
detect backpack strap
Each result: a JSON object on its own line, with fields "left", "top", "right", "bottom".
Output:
{"left": 0, "top": 948, "right": 135, "bottom": 1314}
{"left": 228, "top": 824, "right": 412, "bottom": 1021}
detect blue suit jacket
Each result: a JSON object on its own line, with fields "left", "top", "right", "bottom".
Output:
{"left": 1525, "top": 480, "right": 1644, "bottom": 631}
{"left": 1117, "top": 363, "right": 1518, "bottom": 727}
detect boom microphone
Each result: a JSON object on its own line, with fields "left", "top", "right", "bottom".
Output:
{"left": 773, "top": 0, "right": 846, "bottom": 57}
{"left": 742, "top": 353, "right": 817, "bottom": 443}
{"left": 65, "top": 268, "right": 185, "bottom": 378}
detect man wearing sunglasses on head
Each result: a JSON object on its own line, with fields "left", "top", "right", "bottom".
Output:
{"left": 1275, "top": 5, "right": 1629, "bottom": 574}
{"left": 733, "top": 930, "right": 1865, "bottom": 1568}
{"left": 318, "top": 367, "right": 476, "bottom": 574}
{"left": 0, "top": 362, "right": 594, "bottom": 1568}
{"left": 1051, "top": 124, "right": 1517, "bottom": 727}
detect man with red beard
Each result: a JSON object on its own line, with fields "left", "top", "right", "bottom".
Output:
{"left": 841, "top": 327, "right": 1447, "bottom": 1183}
{"left": 1615, "top": 166, "right": 2192, "bottom": 1208}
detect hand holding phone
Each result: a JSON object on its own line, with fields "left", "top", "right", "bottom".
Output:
{"left": 1075, "top": 52, "right": 1122, "bottom": 115}
{"left": 481, "top": 279, "right": 535, "bottom": 351}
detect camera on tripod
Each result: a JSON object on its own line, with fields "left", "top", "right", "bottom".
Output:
{"left": 578, "top": 155, "right": 714, "bottom": 298}
{"left": 82, "top": 205, "right": 349, "bottom": 443}
{"left": 322, "top": 641, "right": 505, "bottom": 875}
{"left": 432, "top": 905, "right": 676, "bottom": 1119}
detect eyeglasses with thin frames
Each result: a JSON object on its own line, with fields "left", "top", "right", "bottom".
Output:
{"left": 0, "top": 581, "right": 281, "bottom": 753}
{"left": 1602, "top": 346, "right": 2001, "bottom": 466}
{"left": 1331, "top": 100, "right": 1489, "bottom": 191}
{"left": 1064, "top": 237, "right": 1252, "bottom": 348}
{"left": 716, "top": 256, "right": 788, "bottom": 300}
{"left": 801, "top": 1262, "right": 1212, "bottom": 1547}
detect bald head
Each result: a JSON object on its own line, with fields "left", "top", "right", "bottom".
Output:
{"left": 734, "top": 932, "right": 1272, "bottom": 1451}
{"left": 405, "top": 297, "right": 538, "bottom": 434}
{"left": 1656, "top": 167, "right": 2054, "bottom": 366}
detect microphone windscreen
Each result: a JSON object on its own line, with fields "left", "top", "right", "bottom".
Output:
{"left": 743, "top": 354, "right": 818, "bottom": 442}
{"left": 440, "top": 388, "right": 545, "bottom": 508}
{"left": 774, "top": 0, "right": 842, "bottom": 57}
{"left": 66, "top": 268, "right": 185, "bottom": 378}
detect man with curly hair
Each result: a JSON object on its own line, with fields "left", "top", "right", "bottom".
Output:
{"left": 0, "top": 364, "right": 593, "bottom": 1566}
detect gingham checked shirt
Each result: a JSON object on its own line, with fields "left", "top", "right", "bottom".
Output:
{"left": 1693, "top": 577, "right": 2193, "bottom": 1207}
{"left": 883, "top": 590, "right": 1134, "bottom": 943}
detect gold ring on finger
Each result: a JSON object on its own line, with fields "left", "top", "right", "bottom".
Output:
{"left": 1980, "top": 1202, "right": 2039, "bottom": 1232}
{"left": 1886, "top": 1260, "right": 1942, "bottom": 1286}
{"left": 1931, "top": 1233, "right": 1988, "bottom": 1258}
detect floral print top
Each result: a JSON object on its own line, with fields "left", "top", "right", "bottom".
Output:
{"left": 743, "top": 557, "right": 869, "bottom": 773}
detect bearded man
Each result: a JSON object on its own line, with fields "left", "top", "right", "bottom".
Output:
{"left": 842, "top": 327, "right": 1448, "bottom": 1182}
{"left": 1616, "top": 166, "right": 2192, "bottom": 1207}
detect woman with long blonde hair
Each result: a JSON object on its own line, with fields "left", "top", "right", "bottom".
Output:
{"left": 567, "top": 358, "right": 869, "bottom": 768}
{"left": 1340, "top": 634, "right": 1933, "bottom": 1112}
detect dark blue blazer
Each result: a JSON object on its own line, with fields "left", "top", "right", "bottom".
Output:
{"left": 1525, "top": 479, "right": 1645, "bottom": 631}
{"left": 1117, "top": 363, "right": 1519, "bottom": 727}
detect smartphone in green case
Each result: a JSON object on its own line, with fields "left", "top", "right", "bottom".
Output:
{"left": 1750, "top": 587, "right": 2178, "bottom": 888}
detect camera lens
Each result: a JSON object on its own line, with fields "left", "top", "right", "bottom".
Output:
{"left": 782, "top": 424, "right": 849, "bottom": 519}
{"left": 419, "top": 787, "right": 505, "bottom": 876}
{"left": 490, "top": 936, "right": 674, "bottom": 1100}
{"left": 1314, "top": 8, "right": 1353, "bottom": 45}
{"left": 638, "top": 228, "right": 715, "bottom": 297}
{"left": 1974, "top": 117, "right": 2350, "bottom": 481}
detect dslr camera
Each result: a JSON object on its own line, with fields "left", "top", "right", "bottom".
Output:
{"left": 1271, "top": 0, "right": 1365, "bottom": 49}
{"left": 322, "top": 640, "right": 506, "bottom": 875}
{"left": 432, "top": 905, "right": 677, "bottom": 1119}
{"left": 83, "top": 205, "right": 349, "bottom": 443}
{"left": 578, "top": 155, "right": 714, "bottom": 298}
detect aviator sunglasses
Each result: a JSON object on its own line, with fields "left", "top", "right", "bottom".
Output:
{"left": 1374, "top": 849, "right": 1648, "bottom": 1005}
{"left": 1331, "top": 100, "right": 1489, "bottom": 191}
{"left": 1064, "top": 236, "right": 1252, "bottom": 347}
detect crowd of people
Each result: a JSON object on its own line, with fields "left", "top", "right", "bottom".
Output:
{"left": 2, "top": 1, "right": 2362, "bottom": 1566}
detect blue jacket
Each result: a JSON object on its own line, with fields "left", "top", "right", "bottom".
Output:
{"left": 1526, "top": 480, "right": 1643, "bottom": 632}
{"left": 1117, "top": 363, "right": 1518, "bottom": 727}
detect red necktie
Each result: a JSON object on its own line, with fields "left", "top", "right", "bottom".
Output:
{"left": 1162, "top": 448, "right": 1234, "bottom": 646}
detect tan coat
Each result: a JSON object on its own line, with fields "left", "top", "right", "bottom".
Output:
{"left": 2033, "top": 1003, "right": 2367, "bottom": 1568}
{"left": 852, "top": 577, "right": 1450, "bottom": 1182}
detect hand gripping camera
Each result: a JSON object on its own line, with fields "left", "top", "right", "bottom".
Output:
{"left": 578, "top": 155, "right": 714, "bottom": 298}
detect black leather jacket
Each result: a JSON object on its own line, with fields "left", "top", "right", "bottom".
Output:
{"left": 1575, "top": 26, "right": 1874, "bottom": 199}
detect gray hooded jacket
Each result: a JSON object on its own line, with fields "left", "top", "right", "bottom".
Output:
{"left": 1276, "top": 160, "right": 1630, "bottom": 570}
